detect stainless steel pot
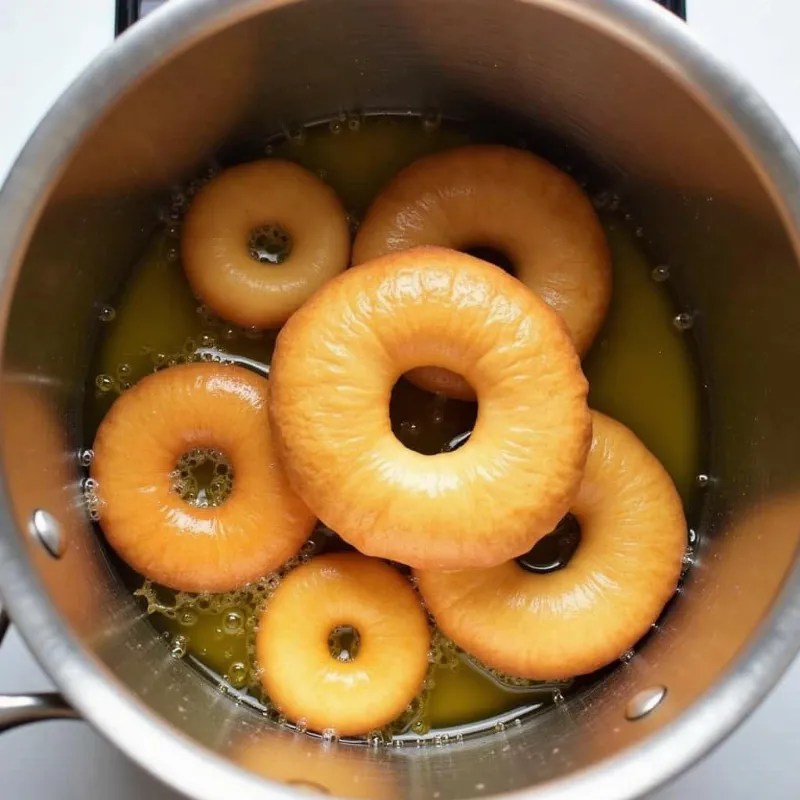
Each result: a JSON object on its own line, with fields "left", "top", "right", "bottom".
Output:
{"left": 2, "top": 0, "right": 800, "bottom": 798}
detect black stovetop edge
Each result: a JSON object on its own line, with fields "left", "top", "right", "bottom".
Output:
{"left": 116, "top": 0, "right": 686, "bottom": 36}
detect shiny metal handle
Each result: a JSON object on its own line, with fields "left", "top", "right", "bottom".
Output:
{"left": 0, "top": 599, "right": 80, "bottom": 733}
{"left": 0, "top": 602, "right": 9, "bottom": 647}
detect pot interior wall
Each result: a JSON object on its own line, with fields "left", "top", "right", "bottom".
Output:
{"left": 3, "top": 1, "right": 800, "bottom": 798}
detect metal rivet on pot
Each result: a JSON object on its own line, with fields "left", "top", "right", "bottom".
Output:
{"left": 286, "top": 779, "right": 330, "bottom": 795}
{"left": 29, "top": 509, "right": 65, "bottom": 559}
{"left": 625, "top": 686, "right": 667, "bottom": 721}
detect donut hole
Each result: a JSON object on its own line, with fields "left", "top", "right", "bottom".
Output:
{"left": 463, "top": 245, "right": 515, "bottom": 277}
{"left": 327, "top": 624, "right": 361, "bottom": 662}
{"left": 389, "top": 379, "right": 477, "bottom": 455}
{"left": 516, "top": 514, "right": 581, "bottom": 574}
{"left": 248, "top": 223, "right": 293, "bottom": 265}
{"left": 170, "top": 447, "right": 234, "bottom": 508}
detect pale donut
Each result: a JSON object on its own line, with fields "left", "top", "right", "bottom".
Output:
{"left": 269, "top": 246, "right": 591, "bottom": 569}
{"left": 256, "top": 553, "right": 430, "bottom": 736}
{"left": 415, "top": 411, "right": 686, "bottom": 680}
{"left": 182, "top": 159, "right": 350, "bottom": 328}
{"left": 91, "top": 363, "right": 315, "bottom": 592}
{"left": 353, "top": 145, "right": 612, "bottom": 400}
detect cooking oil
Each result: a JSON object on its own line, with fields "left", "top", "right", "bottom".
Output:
{"left": 84, "top": 114, "right": 703, "bottom": 743}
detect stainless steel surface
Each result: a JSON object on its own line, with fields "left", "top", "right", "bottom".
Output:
{"left": 28, "top": 509, "right": 65, "bottom": 559}
{"left": 625, "top": 687, "right": 668, "bottom": 721}
{"left": 1, "top": 1, "right": 800, "bottom": 799}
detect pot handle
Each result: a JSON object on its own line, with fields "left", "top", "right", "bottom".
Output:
{"left": 0, "top": 600, "right": 80, "bottom": 733}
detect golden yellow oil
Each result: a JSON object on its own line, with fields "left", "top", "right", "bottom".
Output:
{"left": 85, "top": 114, "right": 703, "bottom": 742}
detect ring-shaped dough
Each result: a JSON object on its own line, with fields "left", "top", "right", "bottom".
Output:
{"left": 269, "top": 246, "right": 591, "bottom": 569}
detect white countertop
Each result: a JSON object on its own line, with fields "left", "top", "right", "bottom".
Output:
{"left": 1, "top": 1, "right": 800, "bottom": 797}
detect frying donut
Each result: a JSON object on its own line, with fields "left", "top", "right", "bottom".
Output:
{"left": 256, "top": 553, "right": 430, "bottom": 736}
{"left": 182, "top": 159, "right": 350, "bottom": 329}
{"left": 91, "top": 363, "right": 314, "bottom": 592}
{"left": 415, "top": 412, "right": 686, "bottom": 680}
{"left": 268, "top": 246, "right": 591, "bottom": 569}
{"left": 353, "top": 145, "right": 611, "bottom": 400}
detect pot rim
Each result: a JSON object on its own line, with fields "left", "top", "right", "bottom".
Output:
{"left": 1, "top": 1, "right": 800, "bottom": 799}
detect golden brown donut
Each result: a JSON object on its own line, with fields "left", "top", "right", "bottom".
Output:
{"left": 256, "top": 553, "right": 430, "bottom": 736}
{"left": 269, "top": 246, "right": 591, "bottom": 569}
{"left": 415, "top": 412, "right": 686, "bottom": 680}
{"left": 353, "top": 145, "right": 612, "bottom": 400}
{"left": 182, "top": 159, "right": 350, "bottom": 329}
{"left": 91, "top": 363, "right": 314, "bottom": 592}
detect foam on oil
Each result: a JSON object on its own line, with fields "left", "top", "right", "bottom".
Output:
{"left": 84, "top": 114, "right": 703, "bottom": 744}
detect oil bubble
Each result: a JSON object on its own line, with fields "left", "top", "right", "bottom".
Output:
{"left": 328, "top": 119, "right": 343, "bottom": 135}
{"left": 170, "top": 635, "right": 188, "bottom": 658}
{"left": 321, "top": 728, "right": 338, "bottom": 743}
{"left": 673, "top": 312, "right": 694, "bottom": 331}
{"left": 95, "top": 374, "right": 115, "bottom": 393}
{"left": 227, "top": 662, "right": 248, "bottom": 688}
{"left": 592, "top": 191, "right": 611, "bottom": 210}
{"left": 180, "top": 609, "right": 198, "bottom": 627}
{"left": 695, "top": 473, "right": 710, "bottom": 488}
{"left": 170, "top": 189, "right": 187, "bottom": 210}
{"left": 651, "top": 265, "right": 670, "bottom": 282}
{"left": 98, "top": 305, "right": 116, "bottom": 323}
{"left": 223, "top": 610, "right": 245, "bottom": 635}
{"left": 79, "top": 448, "right": 94, "bottom": 467}
{"left": 399, "top": 420, "right": 419, "bottom": 438}
{"left": 346, "top": 114, "right": 361, "bottom": 133}
{"left": 411, "top": 719, "right": 430, "bottom": 735}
